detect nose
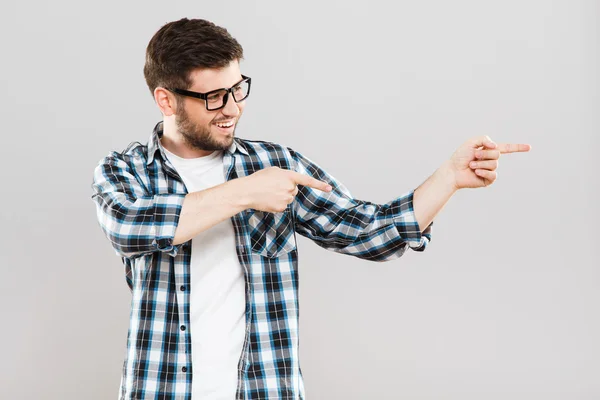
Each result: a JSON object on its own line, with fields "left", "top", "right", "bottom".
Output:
{"left": 221, "top": 93, "right": 240, "bottom": 117}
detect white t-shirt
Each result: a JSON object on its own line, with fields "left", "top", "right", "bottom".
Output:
{"left": 162, "top": 146, "right": 246, "bottom": 399}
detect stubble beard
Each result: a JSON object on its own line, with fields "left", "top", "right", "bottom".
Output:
{"left": 175, "top": 106, "right": 237, "bottom": 152}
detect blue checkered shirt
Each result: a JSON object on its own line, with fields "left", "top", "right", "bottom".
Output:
{"left": 91, "top": 121, "right": 432, "bottom": 399}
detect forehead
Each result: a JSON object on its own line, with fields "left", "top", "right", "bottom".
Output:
{"left": 188, "top": 59, "right": 242, "bottom": 92}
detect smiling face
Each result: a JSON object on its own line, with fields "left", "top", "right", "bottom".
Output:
{"left": 173, "top": 59, "right": 246, "bottom": 154}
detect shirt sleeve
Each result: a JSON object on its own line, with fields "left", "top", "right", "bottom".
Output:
{"left": 91, "top": 153, "right": 187, "bottom": 259}
{"left": 288, "top": 148, "right": 432, "bottom": 262}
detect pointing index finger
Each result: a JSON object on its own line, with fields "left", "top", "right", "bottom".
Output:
{"left": 289, "top": 170, "right": 332, "bottom": 192}
{"left": 497, "top": 143, "right": 532, "bottom": 154}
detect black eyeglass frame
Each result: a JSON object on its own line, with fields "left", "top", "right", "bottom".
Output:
{"left": 166, "top": 75, "right": 252, "bottom": 111}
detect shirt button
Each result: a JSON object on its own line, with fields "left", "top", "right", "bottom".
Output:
{"left": 241, "top": 247, "right": 246, "bottom": 254}
{"left": 180, "top": 325, "right": 186, "bottom": 331}
{"left": 180, "top": 285, "right": 186, "bottom": 291}
{"left": 182, "top": 367, "right": 187, "bottom": 372}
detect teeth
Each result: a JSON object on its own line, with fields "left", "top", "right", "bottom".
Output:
{"left": 216, "top": 121, "right": 234, "bottom": 128}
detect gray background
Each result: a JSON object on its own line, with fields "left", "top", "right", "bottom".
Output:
{"left": 1, "top": 0, "right": 598, "bottom": 399}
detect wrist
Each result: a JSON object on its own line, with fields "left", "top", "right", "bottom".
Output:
{"left": 228, "top": 177, "right": 254, "bottom": 211}
{"left": 437, "top": 160, "right": 460, "bottom": 193}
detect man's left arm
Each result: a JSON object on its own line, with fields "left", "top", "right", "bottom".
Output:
{"left": 412, "top": 159, "right": 457, "bottom": 236}
{"left": 288, "top": 135, "right": 531, "bottom": 262}
{"left": 288, "top": 148, "right": 433, "bottom": 262}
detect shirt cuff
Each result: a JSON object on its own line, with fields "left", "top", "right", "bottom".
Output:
{"left": 390, "top": 189, "right": 432, "bottom": 251}
{"left": 151, "top": 193, "right": 187, "bottom": 257}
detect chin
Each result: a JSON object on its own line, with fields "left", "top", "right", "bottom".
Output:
{"left": 220, "top": 134, "right": 234, "bottom": 147}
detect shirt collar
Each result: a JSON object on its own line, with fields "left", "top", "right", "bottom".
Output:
{"left": 146, "top": 120, "right": 249, "bottom": 166}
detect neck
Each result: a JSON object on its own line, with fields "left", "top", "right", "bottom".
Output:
{"left": 161, "top": 119, "right": 215, "bottom": 158}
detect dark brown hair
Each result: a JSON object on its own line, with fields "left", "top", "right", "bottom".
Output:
{"left": 143, "top": 18, "right": 244, "bottom": 101}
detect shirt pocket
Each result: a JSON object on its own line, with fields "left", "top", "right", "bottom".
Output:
{"left": 246, "top": 206, "right": 298, "bottom": 258}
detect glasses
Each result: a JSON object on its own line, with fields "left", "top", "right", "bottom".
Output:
{"left": 166, "top": 75, "right": 251, "bottom": 111}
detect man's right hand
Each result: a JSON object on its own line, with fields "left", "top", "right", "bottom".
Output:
{"left": 238, "top": 166, "right": 333, "bottom": 213}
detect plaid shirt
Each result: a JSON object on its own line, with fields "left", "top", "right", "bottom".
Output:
{"left": 91, "top": 121, "right": 432, "bottom": 399}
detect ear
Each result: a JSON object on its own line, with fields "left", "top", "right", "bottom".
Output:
{"left": 154, "top": 87, "right": 178, "bottom": 116}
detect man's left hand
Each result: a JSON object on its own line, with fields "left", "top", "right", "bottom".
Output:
{"left": 446, "top": 135, "right": 532, "bottom": 190}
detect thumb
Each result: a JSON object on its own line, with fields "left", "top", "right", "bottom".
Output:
{"left": 470, "top": 135, "right": 496, "bottom": 149}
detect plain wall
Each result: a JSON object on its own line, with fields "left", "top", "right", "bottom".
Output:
{"left": 1, "top": 0, "right": 598, "bottom": 399}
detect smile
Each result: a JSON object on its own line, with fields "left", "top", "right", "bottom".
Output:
{"left": 215, "top": 120, "right": 235, "bottom": 128}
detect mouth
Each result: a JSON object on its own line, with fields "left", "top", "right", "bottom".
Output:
{"left": 213, "top": 119, "right": 236, "bottom": 134}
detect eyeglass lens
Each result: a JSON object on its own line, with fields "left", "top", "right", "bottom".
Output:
{"left": 206, "top": 80, "right": 250, "bottom": 110}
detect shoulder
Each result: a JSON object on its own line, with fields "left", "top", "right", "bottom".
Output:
{"left": 236, "top": 137, "right": 299, "bottom": 158}
{"left": 94, "top": 141, "right": 148, "bottom": 169}
{"left": 236, "top": 137, "right": 300, "bottom": 157}
{"left": 235, "top": 137, "right": 302, "bottom": 171}
{"left": 237, "top": 137, "right": 287, "bottom": 151}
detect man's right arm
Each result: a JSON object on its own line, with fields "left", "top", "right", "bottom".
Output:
{"left": 91, "top": 153, "right": 248, "bottom": 259}
{"left": 172, "top": 180, "right": 248, "bottom": 245}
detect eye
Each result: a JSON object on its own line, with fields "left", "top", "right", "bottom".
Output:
{"left": 207, "top": 93, "right": 221, "bottom": 102}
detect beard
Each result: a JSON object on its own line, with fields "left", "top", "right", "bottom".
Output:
{"left": 175, "top": 104, "right": 238, "bottom": 152}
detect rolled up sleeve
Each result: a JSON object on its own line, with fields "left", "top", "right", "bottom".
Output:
{"left": 91, "top": 154, "right": 186, "bottom": 259}
{"left": 289, "top": 148, "right": 432, "bottom": 262}
{"left": 389, "top": 189, "right": 432, "bottom": 252}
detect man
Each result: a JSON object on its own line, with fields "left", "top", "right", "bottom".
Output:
{"left": 91, "top": 17, "right": 530, "bottom": 400}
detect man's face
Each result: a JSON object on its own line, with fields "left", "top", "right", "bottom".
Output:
{"left": 175, "top": 59, "right": 246, "bottom": 152}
